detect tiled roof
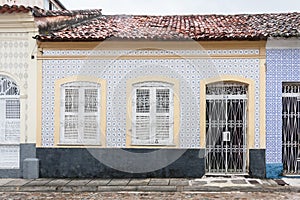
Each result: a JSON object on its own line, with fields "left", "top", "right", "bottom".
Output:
{"left": 34, "top": 9, "right": 102, "bottom": 35}
{"left": 0, "top": 4, "right": 102, "bottom": 17}
{"left": 35, "top": 12, "right": 300, "bottom": 41}
{"left": 33, "top": 8, "right": 102, "bottom": 17}
{"left": 1, "top": 4, "right": 299, "bottom": 41}
{"left": 0, "top": 4, "right": 32, "bottom": 13}
{"left": 0, "top": 4, "right": 103, "bottom": 37}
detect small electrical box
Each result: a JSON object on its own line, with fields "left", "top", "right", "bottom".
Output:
{"left": 222, "top": 131, "right": 230, "bottom": 142}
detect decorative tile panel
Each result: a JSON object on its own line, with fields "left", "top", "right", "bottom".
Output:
{"left": 266, "top": 48, "right": 300, "bottom": 163}
{"left": 42, "top": 49, "right": 260, "bottom": 57}
{"left": 42, "top": 50, "right": 261, "bottom": 148}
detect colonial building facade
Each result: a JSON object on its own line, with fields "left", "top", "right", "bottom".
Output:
{"left": 0, "top": 4, "right": 299, "bottom": 178}
{"left": 0, "top": 4, "right": 38, "bottom": 177}
{"left": 36, "top": 40, "right": 266, "bottom": 178}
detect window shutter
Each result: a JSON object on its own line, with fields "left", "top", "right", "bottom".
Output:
{"left": 133, "top": 88, "right": 151, "bottom": 144}
{"left": 60, "top": 82, "right": 101, "bottom": 145}
{"left": 132, "top": 83, "right": 174, "bottom": 146}
{"left": 83, "top": 88, "right": 100, "bottom": 145}
{"left": 62, "top": 88, "right": 79, "bottom": 143}
{"left": 155, "top": 88, "right": 173, "bottom": 144}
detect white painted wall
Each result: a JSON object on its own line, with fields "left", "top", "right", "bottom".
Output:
{"left": 0, "top": 12, "right": 38, "bottom": 144}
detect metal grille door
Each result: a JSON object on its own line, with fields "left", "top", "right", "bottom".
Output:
{"left": 282, "top": 83, "right": 300, "bottom": 174}
{"left": 205, "top": 83, "right": 247, "bottom": 174}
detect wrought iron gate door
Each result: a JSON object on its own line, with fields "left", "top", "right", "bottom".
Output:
{"left": 282, "top": 83, "right": 300, "bottom": 174}
{"left": 205, "top": 83, "right": 247, "bottom": 174}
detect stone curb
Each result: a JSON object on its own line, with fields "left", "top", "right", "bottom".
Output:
{"left": 0, "top": 185, "right": 299, "bottom": 193}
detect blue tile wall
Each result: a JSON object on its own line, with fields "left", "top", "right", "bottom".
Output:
{"left": 41, "top": 50, "right": 261, "bottom": 148}
{"left": 266, "top": 49, "right": 300, "bottom": 163}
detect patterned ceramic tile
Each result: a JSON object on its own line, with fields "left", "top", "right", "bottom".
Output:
{"left": 42, "top": 50, "right": 261, "bottom": 148}
{"left": 266, "top": 48, "right": 300, "bottom": 163}
{"left": 42, "top": 49, "right": 260, "bottom": 56}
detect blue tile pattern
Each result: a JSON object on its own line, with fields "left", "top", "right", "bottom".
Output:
{"left": 266, "top": 49, "right": 300, "bottom": 163}
{"left": 41, "top": 50, "right": 261, "bottom": 148}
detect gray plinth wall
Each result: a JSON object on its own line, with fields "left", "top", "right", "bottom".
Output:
{"left": 36, "top": 148, "right": 266, "bottom": 178}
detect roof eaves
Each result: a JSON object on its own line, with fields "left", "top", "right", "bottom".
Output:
{"left": 0, "top": 4, "right": 32, "bottom": 14}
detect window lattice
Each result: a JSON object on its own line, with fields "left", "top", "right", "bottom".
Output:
{"left": 283, "top": 83, "right": 300, "bottom": 94}
{"left": 136, "top": 89, "right": 150, "bottom": 113}
{"left": 65, "top": 89, "right": 79, "bottom": 112}
{"left": 156, "top": 89, "right": 170, "bottom": 113}
{"left": 6, "top": 100, "right": 20, "bottom": 119}
{"left": 85, "top": 89, "right": 98, "bottom": 112}
{"left": 206, "top": 83, "right": 248, "bottom": 95}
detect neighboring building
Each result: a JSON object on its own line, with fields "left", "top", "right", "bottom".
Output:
{"left": 0, "top": 3, "right": 300, "bottom": 178}
{"left": 266, "top": 38, "right": 300, "bottom": 178}
{"left": 0, "top": 4, "right": 38, "bottom": 177}
{"left": 0, "top": 0, "right": 65, "bottom": 10}
{"left": 0, "top": 4, "right": 101, "bottom": 178}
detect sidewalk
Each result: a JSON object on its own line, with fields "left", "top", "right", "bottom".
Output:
{"left": 0, "top": 177, "right": 299, "bottom": 193}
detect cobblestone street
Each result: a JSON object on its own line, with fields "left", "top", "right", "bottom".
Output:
{"left": 0, "top": 177, "right": 300, "bottom": 199}
{"left": 0, "top": 191, "right": 299, "bottom": 200}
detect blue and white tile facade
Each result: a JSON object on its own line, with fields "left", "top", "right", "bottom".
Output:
{"left": 41, "top": 49, "right": 261, "bottom": 148}
{"left": 266, "top": 39, "right": 300, "bottom": 177}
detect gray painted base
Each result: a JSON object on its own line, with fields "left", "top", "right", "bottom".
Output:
{"left": 0, "top": 169, "right": 20, "bottom": 178}
{"left": 0, "top": 143, "right": 36, "bottom": 178}
{"left": 37, "top": 148, "right": 266, "bottom": 178}
{"left": 23, "top": 158, "right": 39, "bottom": 179}
{"left": 37, "top": 148, "right": 205, "bottom": 178}
{"left": 249, "top": 149, "right": 266, "bottom": 178}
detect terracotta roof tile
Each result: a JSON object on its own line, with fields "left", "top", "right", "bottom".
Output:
{"left": 2, "top": 4, "right": 298, "bottom": 41}
{"left": 35, "top": 12, "right": 300, "bottom": 41}
{"left": 1, "top": 4, "right": 299, "bottom": 41}
{"left": 33, "top": 8, "right": 102, "bottom": 17}
{"left": 0, "top": 4, "right": 32, "bottom": 14}
{"left": 0, "top": 4, "right": 102, "bottom": 17}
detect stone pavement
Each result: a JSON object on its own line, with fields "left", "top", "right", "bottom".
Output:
{"left": 0, "top": 177, "right": 299, "bottom": 193}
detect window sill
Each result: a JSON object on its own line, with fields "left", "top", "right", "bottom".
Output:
{"left": 0, "top": 143, "right": 20, "bottom": 146}
{"left": 56, "top": 143, "right": 101, "bottom": 147}
{"left": 130, "top": 143, "right": 177, "bottom": 147}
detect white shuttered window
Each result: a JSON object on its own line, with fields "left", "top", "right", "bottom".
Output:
{"left": 132, "top": 82, "right": 174, "bottom": 145}
{"left": 0, "top": 76, "right": 20, "bottom": 169}
{"left": 60, "top": 82, "right": 100, "bottom": 145}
